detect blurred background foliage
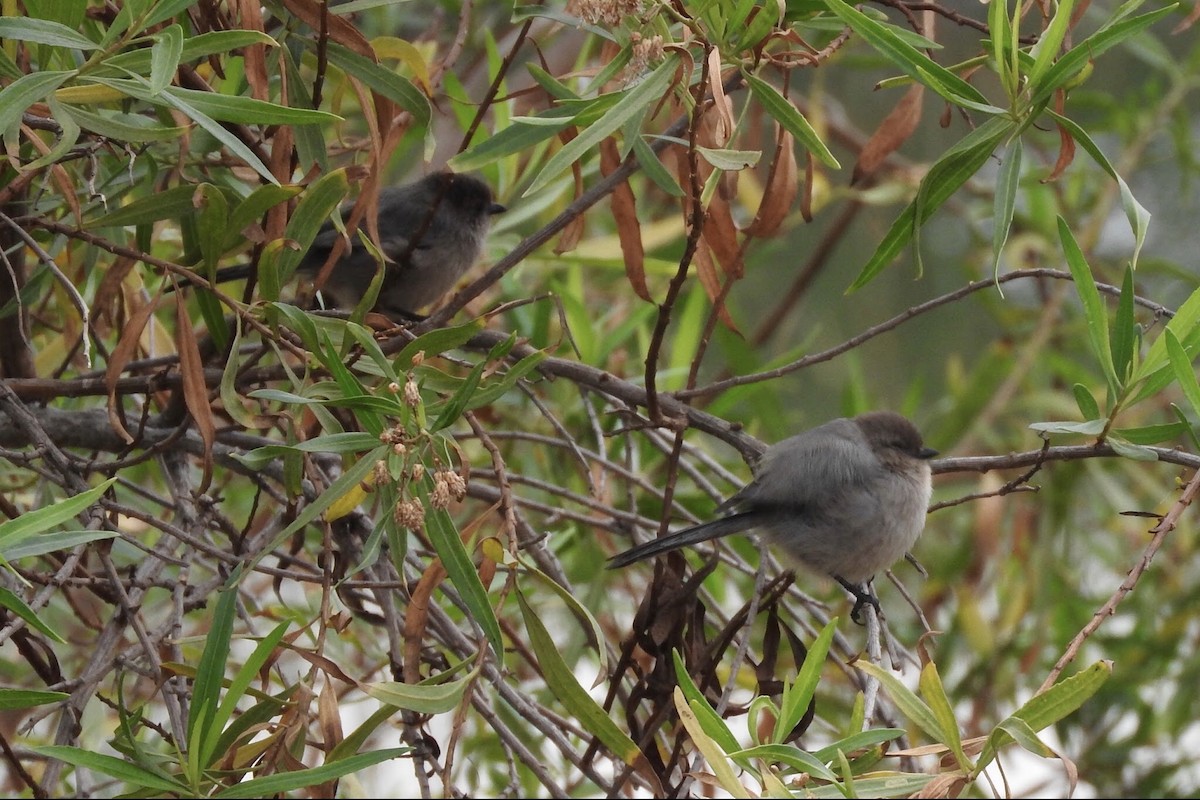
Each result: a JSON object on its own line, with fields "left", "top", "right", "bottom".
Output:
{"left": 2, "top": 0, "right": 1200, "bottom": 797}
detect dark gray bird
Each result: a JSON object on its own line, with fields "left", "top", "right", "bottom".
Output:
{"left": 608, "top": 411, "right": 937, "bottom": 621}
{"left": 198, "top": 171, "right": 505, "bottom": 318}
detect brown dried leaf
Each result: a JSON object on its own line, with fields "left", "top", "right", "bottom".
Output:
{"left": 1044, "top": 90, "right": 1076, "bottom": 182}
{"left": 404, "top": 559, "right": 447, "bottom": 684}
{"left": 174, "top": 291, "right": 216, "bottom": 493}
{"left": 318, "top": 679, "right": 344, "bottom": 749}
{"left": 279, "top": 0, "right": 375, "bottom": 60}
{"left": 744, "top": 127, "right": 798, "bottom": 238}
{"left": 703, "top": 191, "right": 742, "bottom": 277}
{"left": 705, "top": 47, "right": 734, "bottom": 146}
{"left": 314, "top": 681, "right": 344, "bottom": 796}
{"left": 693, "top": 241, "right": 740, "bottom": 333}
{"left": 92, "top": 255, "right": 139, "bottom": 334}
{"left": 105, "top": 293, "right": 163, "bottom": 444}
{"left": 800, "top": 149, "right": 815, "bottom": 223}
{"left": 1173, "top": 0, "right": 1200, "bottom": 32}
{"left": 599, "top": 137, "right": 650, "bottom": 301}
{"left": 234, "top": 0, "right": 270, "bottom": 101}
{"left": 853, "top": 83, "right": 925, "bottom": 184}
{"left": 554, "top": 126, "right": 586, "bottom": 255}
{"left": 911, "top": 772, "right": 969, "bottom": 798}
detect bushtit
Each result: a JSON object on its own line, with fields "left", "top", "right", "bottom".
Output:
{"left": 196, "top": 171, "right": 505, "bottom": 318}
{"left": 608, "top": 411, "right": 937, "bottom": 621}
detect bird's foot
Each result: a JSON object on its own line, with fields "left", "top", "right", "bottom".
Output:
{"left": 834, "top": 576, "right": 880, "bottom": 625}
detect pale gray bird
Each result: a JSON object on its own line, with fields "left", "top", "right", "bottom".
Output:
{"left": 198, "top": 171, "right": 505, "bottom": 318}
{"left": 608, "top": 411, "right": 937, "bottom": 621}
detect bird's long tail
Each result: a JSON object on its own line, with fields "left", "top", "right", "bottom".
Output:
{"left": 606, "top": 512, "right": 761, "bottom": 568}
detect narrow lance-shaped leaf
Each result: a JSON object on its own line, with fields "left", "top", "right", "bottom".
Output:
{"left": 744, "top": 72, "right": 840, "bottom": 169}
{"left": 424, "top": 495, "right": 504, "bottom": 659}
{"left": 1027, "top": 0, "right": 1077, "bottom": 88}
{"left": 774, "top": 618, "right": 836, "bottom": 743}
{"left": 1059, "top": 217, "right": 1118, "bottom": 393}
{"left": 149, "top": 23, "right": 183, "bottom": 95}
{"left": 1129, "top": 281, "right": 1200, "bottom": 405}
{"left": 671, "top": 650, "right": 742, "bottom": 753}
{"left": 525, "top": 54, "right": 681, "bottom": 196}
{"left": 919, "top": 660, "right": 972, "bottom": 772}
{"left": 1165, "top": 329, "right": 1200, "bottom": 421}
{"left": 850, "top": 116, "right": 1012, "bottom": 290}
{"left": 991, "top": 135, "right": 1023, "bottom": 286}
{"left": 1111, "top": 265, "right": 1137, "bottom": 383}
{"left": 673, "top": 688, "right": 752, "bottom": 798}
{"left": 1048, "top": 110, "right": 1150, "bottom": 268}
{"left": 824, "top": 0, "right": 1000, "bottom": 113}
{"left": 855, "top": 660, "right": 949, "bottom": 746}
{"left": 517, "top": 588, "right": 642, "bottom": 765}
{"left": 975, "top": 660, "right": 1111, "bottom": 773}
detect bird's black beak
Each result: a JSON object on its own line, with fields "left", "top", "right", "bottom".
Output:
{"left": 919, "top": 447, "right": 938, "bottom": 459}
{"left": 489, "top": 203, "right": 507, "bottom": 215}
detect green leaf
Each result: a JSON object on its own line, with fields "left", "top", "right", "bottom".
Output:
{"left": 86, "top": 184, "right": 201, "bottom": 229}
{"left": 774, "top": 619, "right": 836, "bottom": 743}
{"left": 1113, "top": 421, "right": 1188, "bottom": 444}
{"left": 988, "top": 0, "right": 1017, "bottom": 99}
{"left": 673, "top": 687, "right": 752, "bottom": 798}
{"left": 0, "top": 71, "right": 74, "bottom": 135}
{"left": 525, "top": 54, "right": 680, "bottom": 196}
{"left": 101, "top": 29, "right": 277, "bottom": 75}
{"left": 0, "top": 477, "right": 116, "bottom": 557}
{"left": 204, "top": 622, "right": 291, "bottom": 769}
{"left": 697, "top": 146, "right": 761, "bottom": 171}
{"left": 0, "top": 18, "right": 98, "bottom": 49}
{"left": 1031, "top": 3, "right": 1178, "bottom": 108}
{"left": 223, "top": 184, "right": 304, "bottom": 251}
{"left": 187, "top": 583, "right": 237, "bottom": 778}
{"left": 0, "top": 688, "right": 69, "bottom": 709}
{"left": 1165, "top": 329, "right": 1200, "bottom": 420}
{"left": 1059, "top": 217, "right": 1116, "bottom": 391}
{"left": 362, "top": 666, "right": 481, "bottom": 714}
{"left": 60, "top": 104, "right": 188, "bottom": 142}
{"left": 325, "top": 42, "right": 430, "bottom": 126}
{"left": 1106, "top": 435, "right": 1159, "bottom": 461}
{"left": 429, "top": 358, "right": 487, "bottom": 433}
{"left": 1048, "top": 111, "right": 1150, "bottom": 268}
{"left": 1072, "top": 384, "right": 1100, "bottom": 421}
{"left": 1028, "top": 419, "right": 1107, "bottom": 436}
{"left": 919, "top": 661, "right": 971, "bottom": 772}
{"left": 850, "top": 116, "right": 1012, "bottom": 290}
{"left": 30, "top": 746, "right": 191, "bottom": 795}
{"left": 1027, "top": 0, "right": 1077, "bottom": 88}
{"left": 1129, "top": 281, "right": 1200, "bottom": 405}
{"left": 671, "top": 650, "right": 742, "bottom": 754}
{"left": 423, "top": 494, "right": 504, "bottom": 659}
{"left": 517, "top": 588, "right": 643, "bottom": 765}
{"left": 1, "top": 530, "right": 117, "bottom": 561}
{"left": 1111, "top": 265, "right": 1137, "bottom": 382}
{"left": 449, "top": 107, "right": 575, "bottom": 173}
{"left": 148, "top": 23, "right": 183, "bottom": 95}
{"left": 975, "top": 660, "right": 1111, "bottom": 772}
{"left": 274, "top": 170, "right": 352, "bottom": 285}
{"left": 810, "top": 728, "right": 907, "bottom": 764}
{"left": 991, "top": 135, "right": 1022, "bottom": 282}
{"left": 726, "top": 743, "right": 839, "bottom": 783}
{"left": 854, "top": 661, "right": 946, "bottom": 745}
{"left": 823, "top": 0, "right": 999, "bottom": 113}
{"left": 743, "top": 72, "right": 840, "bottom": 168}
{"left": 0, "top": 586, "right": 66, "bottom": 643}
{"left": 212, "top": 748, "right": 411, "bottom": 798}
{"left": 231, "top": 449, "right": 384, "bottom": 585}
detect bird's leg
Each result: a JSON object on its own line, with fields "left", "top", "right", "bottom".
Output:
{"left": 833, "top": 575, "right": 880, "bottom": 625}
